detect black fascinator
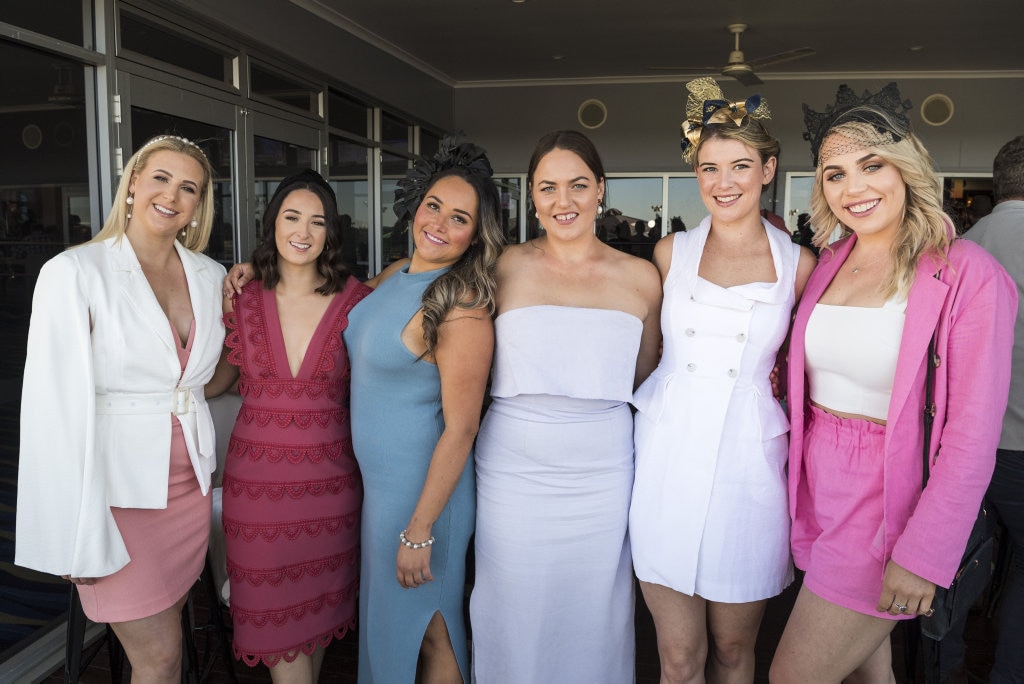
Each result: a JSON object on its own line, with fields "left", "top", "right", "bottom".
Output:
{"left": 802, "top": 82, "right": 913, "bottom": 166}
{"left": 392, "top": 135, "right": 494, "bottom": 226}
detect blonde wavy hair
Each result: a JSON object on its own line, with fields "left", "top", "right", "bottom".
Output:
{"left": 92, "top": 135, "right": 215, "bottom": 253}
{"left": 811, "top": 118, "right": 952, "bottom": 298}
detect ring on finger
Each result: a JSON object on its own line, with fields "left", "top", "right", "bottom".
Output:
{"left": 894, "top": 602, "right": 908, "bottom": 613}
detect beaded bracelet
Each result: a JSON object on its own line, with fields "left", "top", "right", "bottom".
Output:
{"left": 399, "top": 529, "right": 435, "bottom": 550}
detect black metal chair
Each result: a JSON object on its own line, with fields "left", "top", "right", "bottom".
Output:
{"left": 64, "top": 585, "right": 124, "bottom": 683}
{"left": 64, "top": 561, "right": 235, "bottom": 683}
{"left": 184, "top": 555, "right": 237, "bottom": 683}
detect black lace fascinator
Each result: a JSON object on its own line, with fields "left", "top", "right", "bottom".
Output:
{"left": 802, "top": 82, "right": 914, "bottom": 166}
{"left": 392, "top": 135, "right": 494, "bottom": 227}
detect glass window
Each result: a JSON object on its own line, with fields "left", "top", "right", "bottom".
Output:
{"left": 381, "top": 113, "right": 410, "bottom": 152}
{"left": 251, "top": 63, "right": 319, "bottom": 115}
{"left": 604, "top": 177, "right": 664, "bottom": 258}
{"left": 0, "top": 39, "right": 93, "bottom": 658}
{"left": 327, "top": 90, "right": 368, "bottom": 138}
{"left": 3, "top": 1, "right": 89, "bottom": 47}
{"left": 0, "top": 41, "right": 92, "bottom": 250}
{"left": 783, "top": 173, "right": 815, "bottom": 233}
{"left": 253, "top": 136, "right": 317, "bottom": 249}
{"left": 131, "top": 108, "right": 235, "bottom": 265}
{"left": 419, "top": 130, "right": 441, "bottom": 159}
{"left": 119, "top": 11, "right": 233, "bottom": 85}
{"left": 666, "top": 176, "right": 704, "bottom": 235}
{"left": 329, "top": 136, "right": 370, "bottom": 280}
{"left": 381, "top": 151, "right": 410, "bottom": 265}
{"left": 942, "top": 174, "right": 994, "bottom": 235}
{"left": 495, "top": 177, "right": 522, "bottom": 244}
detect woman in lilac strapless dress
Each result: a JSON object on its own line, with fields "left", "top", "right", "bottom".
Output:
{"left": 470, "top": 130, "right": 663, "bottom": 682}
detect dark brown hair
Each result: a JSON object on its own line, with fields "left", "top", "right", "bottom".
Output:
{"left": 251, "top": 170, "right": 351, "bottom": 294}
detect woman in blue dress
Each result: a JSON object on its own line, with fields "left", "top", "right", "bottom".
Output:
{"left": 344, "top": 139, "right": 504, "bottom": 683}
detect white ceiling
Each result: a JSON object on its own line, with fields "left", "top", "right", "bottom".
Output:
{"left": 294, "top": 0, "right": 1024, "bottom": 87}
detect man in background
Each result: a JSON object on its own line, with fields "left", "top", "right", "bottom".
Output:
{"left": 962, "top": 135, "right": 1024, "bottom": 684}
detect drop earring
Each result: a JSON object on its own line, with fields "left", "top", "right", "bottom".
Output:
{"left": 125, "top": 195, "right": 134, "bottom": 219}
{"left": 190, "top": 218, "right": 198, "bottom": 229}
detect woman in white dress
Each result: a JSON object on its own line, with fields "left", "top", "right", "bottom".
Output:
{"left": 629, "top": 78, "right": 816, "bottom": 683}
{"left": 470, "top": 130, "right": 662, "bottom": 682}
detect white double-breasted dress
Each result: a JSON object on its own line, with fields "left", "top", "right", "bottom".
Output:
{"left": 630, "top": 218, "right": 797, "bottom": 602}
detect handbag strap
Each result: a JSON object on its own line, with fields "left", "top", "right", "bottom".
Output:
{"left": 922, "top": 335, "right": 938, "bottom": 486}
{"left": 921, "top": 269, "right": 943, "bottom": 487}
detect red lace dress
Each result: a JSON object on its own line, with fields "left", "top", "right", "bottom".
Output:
{"left": 222, "top": 277, "right": 369, "bottom": 666}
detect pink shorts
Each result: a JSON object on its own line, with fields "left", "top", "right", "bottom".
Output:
{"left": 796, "top": 406, "right": 911, "bottom": 620}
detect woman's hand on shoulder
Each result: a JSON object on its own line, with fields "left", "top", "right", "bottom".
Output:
{"left": 224, "top": 262, "right": 254, "bottom": 296}
{"left": 364, "top": 258, "right": 409, "bottom": 290}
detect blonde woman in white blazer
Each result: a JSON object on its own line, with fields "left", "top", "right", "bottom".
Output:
{"left": 15, "top": 135, "right": 226, "bottom": 683}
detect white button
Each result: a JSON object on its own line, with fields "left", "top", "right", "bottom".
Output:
{"left": 687, "top": 363, "right": 697, "bottom": 372}
{"left": 736, "top": 333, "right": 746, "bottom": 342}
{"left": 727, "top": 369, "right": 738, "bottom": 378}
{"left": 685, "top": 328, "right": 696, "bottom": 337}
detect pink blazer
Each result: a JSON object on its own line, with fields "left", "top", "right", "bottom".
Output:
{"left": 787, "top": 234, "right": 1016, "bottom": 587}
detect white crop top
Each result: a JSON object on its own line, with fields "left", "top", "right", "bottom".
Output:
{"left": 804, "top": 297, "right": 907, "bottom": 420}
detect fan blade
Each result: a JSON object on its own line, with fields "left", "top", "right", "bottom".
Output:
{"left": 746, "top": 47, "right": 815, "bottom": 69}
{"left": 647, "top": 66, "right": 720, "bottom": 72}
{"left": 731, "top": 70, "right": 764, "bottom": 86}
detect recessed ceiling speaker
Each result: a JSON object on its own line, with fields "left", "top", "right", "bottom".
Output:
{"left": 22, "top": 124, "right": 42, "bottom": 149}
{"left": 578, "top": 99, "right": 607, "bottom": 129}
{"left": 921, "top": 94, "right": 954, "bottom": 126}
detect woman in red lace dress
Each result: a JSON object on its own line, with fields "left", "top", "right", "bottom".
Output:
{"left": 207, "top": 170, "right": 369, "bottom": 681}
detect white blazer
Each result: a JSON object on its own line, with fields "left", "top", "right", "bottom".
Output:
{"left": 15, "top": 236, "right": 226, "bottom": 578}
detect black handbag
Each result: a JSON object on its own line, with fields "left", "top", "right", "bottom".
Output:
{"left": 917, "top": 334, "right": 996, "bottom": 641}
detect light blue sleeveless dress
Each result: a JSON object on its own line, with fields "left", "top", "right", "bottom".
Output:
{"left": 471, "top": 305, "right": 640, "bottom": 683}
{"left": 344, "top": 265, "right": 475, "bottom": 683}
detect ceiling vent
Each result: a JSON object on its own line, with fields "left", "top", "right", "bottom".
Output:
{"left": 921, "top": 94, "right": 954, "bottom": 126}
{"left": 578, "top": 99, "right": 607, "bottom": 129}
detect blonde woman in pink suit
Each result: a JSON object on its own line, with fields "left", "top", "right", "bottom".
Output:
{"left": 771, "top": 84, "right": 1017, "bottom": 682}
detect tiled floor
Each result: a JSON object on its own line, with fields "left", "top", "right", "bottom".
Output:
{"left": 50, "top": 573, "right": 1000, "bottom": 683}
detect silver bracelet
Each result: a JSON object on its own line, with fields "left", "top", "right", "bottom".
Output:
{"left": 399, "top": 529, "right": 435, "bottom": 550}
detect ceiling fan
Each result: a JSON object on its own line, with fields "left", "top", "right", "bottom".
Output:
{"left": 650, "top": 24, "right": 815, "bottom": 86}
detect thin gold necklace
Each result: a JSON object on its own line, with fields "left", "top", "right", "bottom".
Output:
{"left": 849, "top": 254, "right": 885, "bottom": 274}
